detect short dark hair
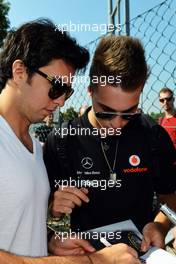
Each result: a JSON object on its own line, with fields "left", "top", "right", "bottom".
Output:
{"left": 89, "top": 35, "right": 150, "bottom": 91}
{"left": 159, "top": 87, "right": 174, "bottom": 97}
{"left": 0, "top": 18, "right": 89, "bottom": 91}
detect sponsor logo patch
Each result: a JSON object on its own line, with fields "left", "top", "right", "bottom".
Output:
{"left": 129, "top": 155, "right": 140, "bottom": 166}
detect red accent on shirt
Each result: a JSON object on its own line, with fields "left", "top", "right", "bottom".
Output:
{"left": 160, "top": 115, "right": 176, "bottom": 148}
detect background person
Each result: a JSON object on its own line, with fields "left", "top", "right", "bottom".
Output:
{"left": 158, "top": 87, "right": 176, "bottom": 148}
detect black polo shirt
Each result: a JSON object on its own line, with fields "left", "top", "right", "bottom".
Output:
{"left": 44, "top": 108, "right": 176, "bottom": 232}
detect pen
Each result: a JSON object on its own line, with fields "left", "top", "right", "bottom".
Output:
{"left": 160, "top": 204, "right": 176, "bottom": 225}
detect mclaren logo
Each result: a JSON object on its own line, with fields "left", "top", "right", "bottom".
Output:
{"left": 81, "top": 157, "right": 93, "bottom": 170}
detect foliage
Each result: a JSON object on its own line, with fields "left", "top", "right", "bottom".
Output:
{"left": 62, "top": 107, "right": 78, "bottom": 121}
{"left": 149, "top": 112, "right": 163, "bottom": 122}
{"left": 0, "top": 0, "right": 10, "bottom": 47}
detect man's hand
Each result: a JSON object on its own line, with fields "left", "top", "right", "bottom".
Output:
{"left": 90, "top": 243, "right": 141, "bottom": 264}
{"left": 48, "top": 234, "right": 95, "bottom": 256}
{"left": 141, "top": 222, "right": 166, "bottom": 251}
{"left": 52, "top": 187, "right": 89, "bottom": 217}
{"left": 0, "top": 244, "right": 141, "bottom": 264}
{"left": 49, "top": 235, "right": 142, "bottom": 264}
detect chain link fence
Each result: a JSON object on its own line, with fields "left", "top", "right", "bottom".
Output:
{"left": 60, "top": 0, "right": 176, "bottom": 118}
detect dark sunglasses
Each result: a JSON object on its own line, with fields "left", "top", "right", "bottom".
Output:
{"left": 159, "top": 95, "right": 173, "bottom": 103}
{"left": 95, "top": 111, "right": 141, "bottom": 120}
{"left": 35, "top": 69, "right": 74, "bottom": 100}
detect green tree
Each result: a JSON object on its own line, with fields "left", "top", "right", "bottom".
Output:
{"left": 62, "top": 107, "right": 78, "bottom": 121}
{"left": 0, "top": 0, "right": 10, "bottom": 47}
{"left": 149, "top": 112, "right": 163, "bottom": 122}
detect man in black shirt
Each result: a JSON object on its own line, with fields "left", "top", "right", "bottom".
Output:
{"left": 44, "top": 35, "right": 176, "bottom": 255}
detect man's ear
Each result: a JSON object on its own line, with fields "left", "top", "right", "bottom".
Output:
{"left": 12, "top": 60, "right": 27, "bottom": 84}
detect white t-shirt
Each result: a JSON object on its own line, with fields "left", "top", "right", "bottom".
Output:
{"left": 0, "top": 116, "right": 50, "bottom": 257}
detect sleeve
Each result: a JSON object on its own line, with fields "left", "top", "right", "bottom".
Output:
{"left": 43, "top": 130, "right": 61, "bottom": 193}
{"left": 152, "top": 125, "right": 176, "bottom": 194}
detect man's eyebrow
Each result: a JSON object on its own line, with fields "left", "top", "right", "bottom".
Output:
{"left": 98, "top": 102, "right": 138, "bottom": 113}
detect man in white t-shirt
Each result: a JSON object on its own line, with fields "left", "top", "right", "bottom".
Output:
{"left": 0, "top": 18, "right": 87, "bottom": 257}
{"left": 0, "top": 19, "right": 141, "bottom": 264}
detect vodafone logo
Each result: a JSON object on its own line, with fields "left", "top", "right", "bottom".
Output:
{"left": 129, "top": 155, "right": 140, "bottom": 166}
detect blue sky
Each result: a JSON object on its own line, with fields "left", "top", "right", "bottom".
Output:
{"left": 8, "top": 0, "right": 163, "bottom": 45}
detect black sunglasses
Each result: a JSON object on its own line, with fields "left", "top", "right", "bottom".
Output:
{"left": 159, "top": 95, "right": 173, "bottom": 103}
{"left": 35, "top": 69, "right": 74, "bottom": 100}
{"left": 95, "top": 111, "right": 141, "bottom": 120}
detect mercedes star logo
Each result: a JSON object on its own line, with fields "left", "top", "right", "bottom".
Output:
{"left": 81, "top": 157, "right": 93, "bottom": 169}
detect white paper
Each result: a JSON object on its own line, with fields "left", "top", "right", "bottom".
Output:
{"left": 141, "top": 247, "right": 176, "bottom": 264}
{"left": 88, "top": 220, "right": 176, "bottom": 264}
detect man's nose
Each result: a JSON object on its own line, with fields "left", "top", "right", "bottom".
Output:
{"left": 163, "top": 100, "right": 168, "bottom": 106}
{"left": 52, "top": 94, "right": 66, "bottom": 107}
{"left": 110, "top": 115, "right": 126, "bottom": 129}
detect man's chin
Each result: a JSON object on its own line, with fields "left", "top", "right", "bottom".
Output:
{"left": 164, "top": 106, "right": 170, "bottom": 111}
